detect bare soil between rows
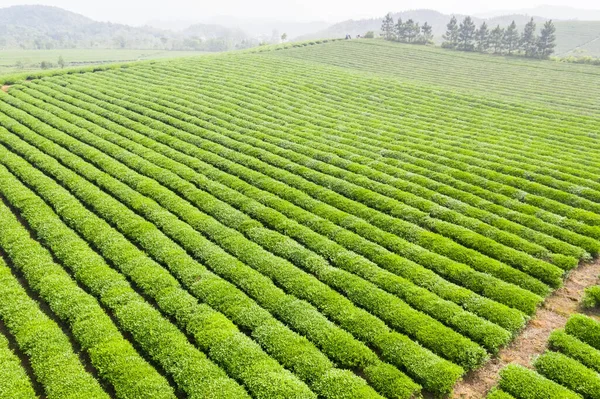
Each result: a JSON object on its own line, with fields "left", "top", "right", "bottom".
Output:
{"left": 1, "top": 85, "right": 10, "bottom": 93}
{"left": 450, "top": 259, "right": 600, "bottom": 398}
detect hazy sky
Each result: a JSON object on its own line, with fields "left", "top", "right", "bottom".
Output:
{"left": 1, "top": 0, "right": 600, "bottom": 25}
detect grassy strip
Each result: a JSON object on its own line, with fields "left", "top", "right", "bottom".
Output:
{"left": 0, "top": 206, "right": 111, "bottom": 399}
{"left": 535, "top": 351, "right": 600, "bottom": 398}
{"left": 0, "top": 315, "right": 37, "bottom": 399}
{"left": 0, "top": 109, "right": 420, "bottom": 398}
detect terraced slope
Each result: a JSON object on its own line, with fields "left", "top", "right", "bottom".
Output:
{"left": 0, "top": 41, "right": 599, "bottom": 398}
{"left": 271, "top": 39, "right": 600, "bottom": 115}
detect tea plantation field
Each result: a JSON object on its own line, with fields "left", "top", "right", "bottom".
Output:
{"left": 0, "top": 40, "right": 599, "bottom": 398}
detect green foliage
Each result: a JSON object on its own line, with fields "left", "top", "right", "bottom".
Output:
{"left": 442, "top": 16, "right": 459, "bottom": 49}
{"left": 381, "top": 13, "right": 395, "bottom": 41}
{"left": 565, "top": 314, "right": 600, "bottom": 350}
{"left": 0, "top": 320, "right": 37, "bottom": 399}
{"left": 521, "top": 18, "right": 538, "bottom": 57}
{"left": 539, "top": 20, "right": 557, "bottom": 58}
{"left": 534, "top": 351, "right": 600, "bottom": 398}
{"left": 475, "top": 22, "right": 490, "bottom": 52}
{"left": 583, "top": 286, "right": 600, "bottom": 308}
{"left": 486, "top": 389, "right": 516, "bottom": 399}
{"left": 548, "top": 330, "right": 600, "bottom": 373}
{"left": 0, "top": 208, "right": 112, "bottom": 399}
{"left": 498, "top": 364, "right": 581, "bottom": 399}
{"left": 458, "top": 16, "right": 477, "bottom": 51}
{"left": 503, "top": 21, "right": 520, "bottom": 55}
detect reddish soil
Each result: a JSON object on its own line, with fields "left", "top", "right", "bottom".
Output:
{"left": 1, "top": 85, "right": 10, "bottom": 93}
{"left": 450, "top": 260, "right": 600, "bottom": 398}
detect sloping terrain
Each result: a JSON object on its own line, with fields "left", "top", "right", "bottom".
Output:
{"left": 0, "top": 41, "right": 599, "bottom": 398}
{"left": 272, "top": 39, "right": 600, "bottom": 114}
{"left": 299, "top": 10, "right": 600, "bottom": 57}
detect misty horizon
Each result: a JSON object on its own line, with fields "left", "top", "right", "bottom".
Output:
{"left": 1, "top": 1, "right": 600, "bottom": 27}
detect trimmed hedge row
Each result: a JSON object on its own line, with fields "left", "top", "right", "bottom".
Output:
{"left": 68, "top": 73, "right": 560, "bottom": 293}
{"left": 15, "top": 82, "right": 528, "bottom": 334}
{"left": 38, "top": 78, "right": 546, "bottom": 315}
{"left": 549, "top": 330, "right": 600, "bottom": 373}
{"left": 0, "top": 290, "right": 39, "bottom": 399}
{"left": 534, "top": 351, "right": 600, "bottom": 399}
{"left": 0, "top": 142, "right": 254, "bottom": 399}
{"left": 565, "top": 315, "right": 600, "bottom": 350}
{"left": 497, "top": 364, "right": 581, "bottom": 399}
{"left": 0, "top": 203, "right": 111, "bottom": 399}
{"left": 0, "top": 107, "right": 424, "bottom": 397}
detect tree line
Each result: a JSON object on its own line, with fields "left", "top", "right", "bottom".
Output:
{"left": 381, "top": 13, "right": 434, "bottom": 45}
{"left": 380, "top": 14, "right": 557, "bottom": 58}
{"left": 442, "top": 17, "right": 556, "bottom": 58}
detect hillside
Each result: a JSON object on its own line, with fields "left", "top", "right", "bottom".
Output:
{"left": 272, "top": 39, "right": 600, "bottom": 114}
{"left": 0, "top": 5, "right": 251, "bottom": 51}
{"left": 0, "top": 39, "right": 599, "bottom": 399}
{"left": 300, "top": 9, "right": 600, "bottom": 57}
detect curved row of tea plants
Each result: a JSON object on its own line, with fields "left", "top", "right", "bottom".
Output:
{"left": 489, "top": 314, "right": 600, "bottom": 399}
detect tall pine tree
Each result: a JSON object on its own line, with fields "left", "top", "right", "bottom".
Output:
{"left": 490, "top": 25, "right": 504, "bottom": 54}
{"left": 404, "top": 19, "right": 419, "bottom": 43}
{"left": 395, "top": 18, "right": 406, "bottom": 42}
{"left": 503, "top": 21, "right": 519, "bottom": 55}
{"left": 475, "top": 22, "right": 490, "bottom": 52}
{"left": 381, "top": 13, "right": 395, "bottom": 41}
{"left": 538, "top": 20, "right": 556, "bottom": 57}
{"left": 458, "top": 16, "right": 477, "bottom": 51}
{"left": 520, "top": 18, "right": 537, "bottom": 57}
{"left": 442, "top": 16, "right": 459, "bottom": 49}
{"left": 421, "top": 22, "right": 433, "bottom": 44}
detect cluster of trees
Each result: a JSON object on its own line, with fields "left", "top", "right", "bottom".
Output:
{"left": 381, "top": 14, "right": 433, "bottom": 44}
{"left": 442, "top": 16, "right": 557, "bottom": 58}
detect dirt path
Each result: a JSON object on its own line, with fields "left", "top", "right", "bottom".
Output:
{"left": 1, "top": 85, "right": 10, "bottom": 93}
{"left": 451, "top": 260, "right": 600, "bottom": 398}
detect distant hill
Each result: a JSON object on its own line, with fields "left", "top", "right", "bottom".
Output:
{"left": 0, "top": 5, "right": 252, "bottom": 51}
{"left": 147, "top": 17, "right": 330, "bottom": 41}
{"left": 475, "top": 5, "right": 600, "bottom": 21}
{"left": 299, "top": 9, "right": 600, "bottom": 57}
